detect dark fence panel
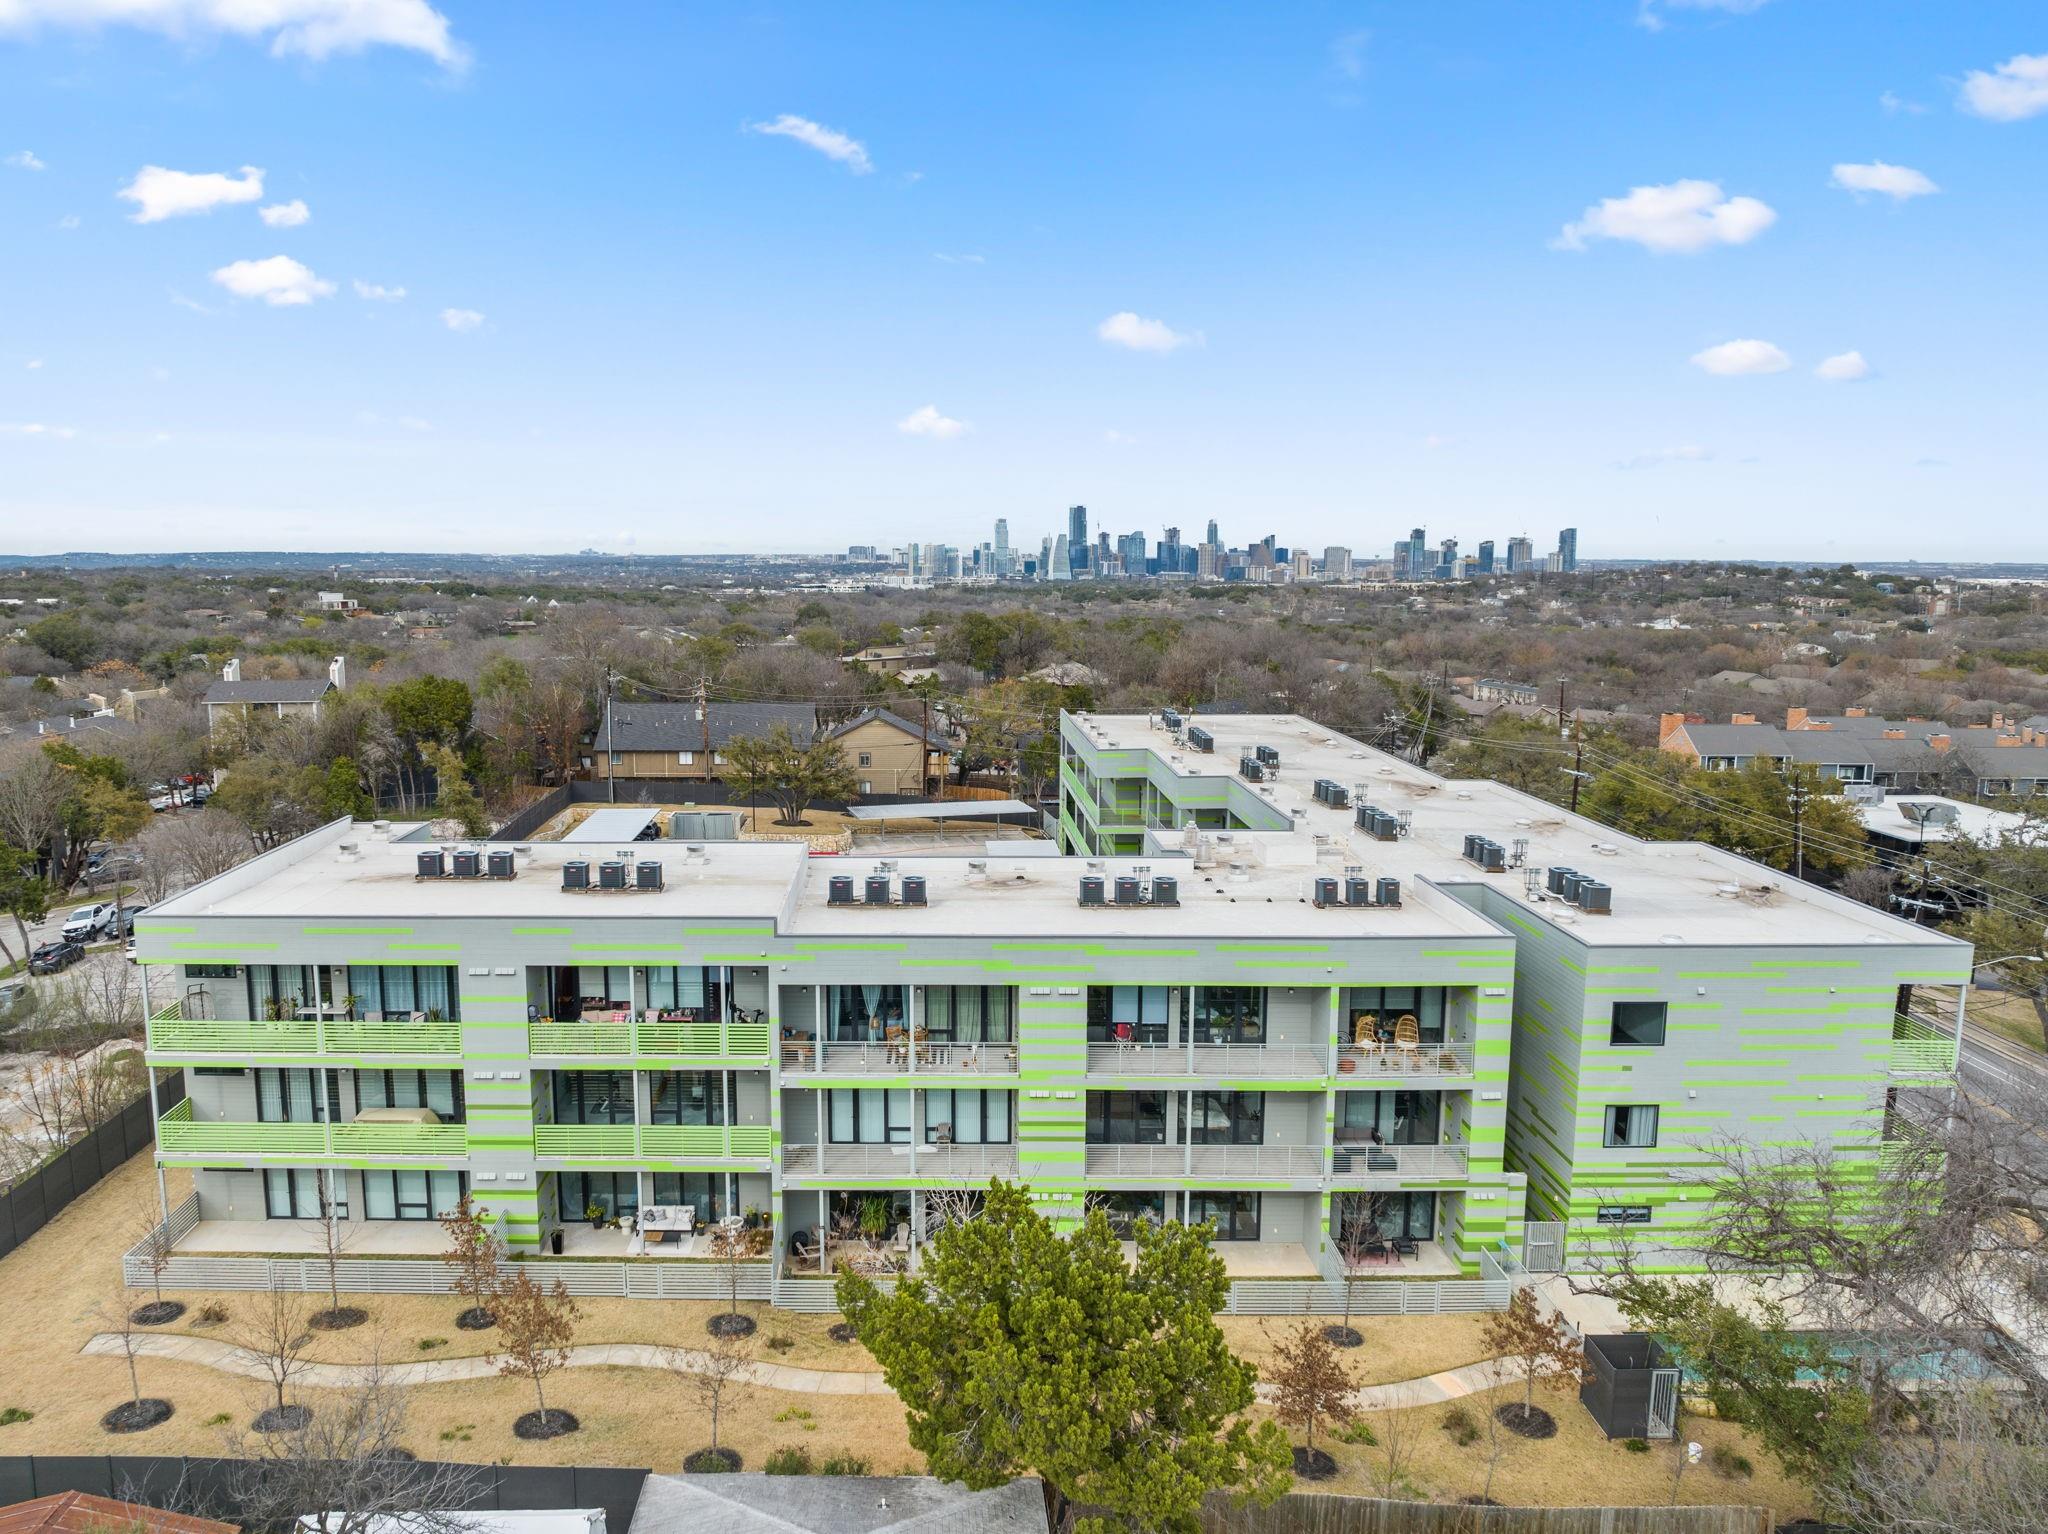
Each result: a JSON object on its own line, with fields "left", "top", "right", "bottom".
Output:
{"left": 1202, "top": 1492, "right": 1772, "bottom": 1534}
{"left": 0, "top": 1456, "right": 653, "bottom": 1534}
{"left": 0, "top": 1072, "right": 185, "bottom": 1260}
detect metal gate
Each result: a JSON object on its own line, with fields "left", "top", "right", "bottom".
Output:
{"left": 1522, "top": 1221, "right": 1564, "bottom": 1272}
{"left": 1647, "top": 1366, "right": 1681, "bottom": 1439}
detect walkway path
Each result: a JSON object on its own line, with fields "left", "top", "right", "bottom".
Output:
{"left": 84, "top": 1333, "right": 1508, "bottom": 1409}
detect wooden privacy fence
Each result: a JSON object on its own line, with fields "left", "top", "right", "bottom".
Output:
{"left": 0, "top": 1072, "right": 186, "bottom": 1260}
{"left": 1203, "top": 1493, "right": 1773, "bottom": 1534}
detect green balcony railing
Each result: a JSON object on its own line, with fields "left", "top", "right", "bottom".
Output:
{"left": 147, "top": 1000, "right": 460, "bottom": 1058}
{"left": 529, "top": 1017, "right": 772, "bottom": 1063}
{"left": 155, "top": 1101, "right": 465, "bottom": 1159}
{"left": 1888, "top": 1016, "right": 1959, "bottom": 1075}
{"left": 533, "top": 1123, "right": 773, "bottom": 1161}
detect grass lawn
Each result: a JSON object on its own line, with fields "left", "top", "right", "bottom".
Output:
{"left": 1969, "top": 989, "right": 2046, "bottom": 1055}
{"left": 0, "top": 1152, "right": 1807, "bottom": 1516}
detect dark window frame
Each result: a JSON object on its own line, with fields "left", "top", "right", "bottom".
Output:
{"left": 1609, "top": 1001, "right": 1669, "bottom": 1048}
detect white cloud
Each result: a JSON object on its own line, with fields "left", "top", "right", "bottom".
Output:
{"left": 1830, "top": 161, "right": 1938, "bottom": 200}
{"left": 168, "top": 289, "right": 214, "bottom": 313}
{"left": 259, "top": 198, "right": 310, "bottom": 227}
{"left": 1554, "top": 179, "right": 1775, "bottom": 253}
{"left": 1960, "top": 51, "right": 2048, "bottom": 122}
{"left": 440, "top": 307, "right": 484, "bottom": 332}
{"left": 353, "top": 279, "right": 406, "bottom": 301}
{"left": 897, "top": 404, "right": 969, "bottom": 440}
{"left": 933, "top": 252, "right": 985, "bottom": 264}
{"left": 1096, "top": 311, "right": 1200, "bottom": 353}
{"left": 0, "top": 422, "right": 79, "bottom": 439}
{"left": 748, "top": 115, "right": 872, "bottom": 174}
{"left": 1330, "top": 28, "right": 1370, "bottom": 80}
{"left": 1814, "top": 350, "right": 1870, "bottom": 382}
{"left": 119, "top": 163, "right": 263, "bottom": 223}
{"left": 25, "top": 358, "right": 43, "bottom": 370}
{"left": 1103, "top": 428, "right": 1136, "bottom": 445}
{"left": 1880, "top": 91, "right": 1927, "bottom": 116}
{"left": 210, "top": 254, "right": 336, "bottom": 306}
{"left": 1635, "top": 0, "right": 1769, "bottom": 31}
{"left": 6, "top": 149, "right": 45, "bottom": 171}
{"left": 1618, "top": 444, "right": 1714, "bottom": 470}
{"left": 1690, "top": 338, "right": 1791, "bottom": 375}
{"left": 1421, "top": 432, "right": 1454, "bottom": 451}
{"left": 0, "top": 0, "right": 466, "bottom": 68}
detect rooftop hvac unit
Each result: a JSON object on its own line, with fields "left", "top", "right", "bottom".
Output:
{"left": 1546, "top": 866, "right": 1576, "bottom": 897}
{"left": 415, "top": 850, "right": 446, "bottom": 880}
{"left": 828, "top": 874, "right": 855, "bottom": 906}
{"left": 1313, "top": 876, "right": 1340, "bottom": 908}
{"left": 562, "top": 860, "right": 590, "bottom": 891}
{"left": 1186, "top": 725, "right": 1215, "bottom": 753}
{"left": 1078, "top": 875, "right": 1106, "bottom": 907}
{"left": 1313, "top": 778, "right": 1350, "bottom": 807}
{"left": 865, "top": 874, "right": 892, "bottom": 905}
{"left": 901, "top": 875, "right": 927, "bottom": 906}
{"left": 1162, "top": 708, "right": 1183, "bottom": 730}
{"left": 1150, "top": 874, "right": 1178, "bottom": 906}
{"left": 1239, "top": 756, "right": 1265, "bottom": 782}
{"left": 487, "top": 849, "right": 516, "bottom": 879}
{"left": 1477, "top": 839, "right": 1506, "bottom": 873}
{"left": 1576, "top": 880, "right": 1613, "bottom": 914}
{"left": 1376, "top": 876, "right": 1402, "bottom": 908}
{"left": 598, "top": 861, "right": 627, "bottom": 890}
{"left": 1345, "top": 875, "right": 1371, "bottom": 907}
{"left": 1114, "top": 875, "right": 1142, "bottom": 905}
{"left": 451, "top": 849, "right": 481, "bottom": 879}
{"left": 636, "top": 860, "right": 664, "bottom": 890}
{"left": 1255, "top": 744, "right": 1280, "bottom": 766}
{"left": 1558, "top": 871, "right": 1585, "bottom": 903}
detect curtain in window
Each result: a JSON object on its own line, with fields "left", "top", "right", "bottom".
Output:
{"left": 923, "top": 1089, "right": 1014, "bottom": 1143}
{"left": 247, "top": 966, "right": 316, "bottom": 1019}
{"left": 652, "top": 1173, "right": 723, "bottom": 1222}
{"left": 828, "top": 1088, "right": 909, "bottom": 1143}
{"left": 257, "top": 1068, "right": 335, "bottom": 1122}
{"left": 264, "top": 1169, "right": 343, "bottom": 1219}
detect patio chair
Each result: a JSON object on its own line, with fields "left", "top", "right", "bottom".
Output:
{"left": 1363, "top": 1238, "right": 1390, "bottom": 1265}
{"left": 1393, "top": 1236, "right": 1420, "bottom": 1260}
{"left": 1393, "top": 1015, "right": 1421, "bottom": 1069}
{"left": 893, "top": 1222, "right": 911, "bottom": 1253}
{"left": 790, "top": 1228, "right": 817, "bottom": 1263}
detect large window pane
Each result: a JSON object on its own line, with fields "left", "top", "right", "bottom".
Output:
{"left": 552, "top": 1070, "right": 634, "bottom": 1125}
{"left": 1085, "top": 1091, "right": 1166, "bottom": 1144}
{"left": 648, "top": 1070, "right": 724, "bottom": 1125}
{"left": 1610, "top": 1002, "right": 1668, "bottom": 1048}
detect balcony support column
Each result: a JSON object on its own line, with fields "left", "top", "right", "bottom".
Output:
{"left": 139, "top": 961, "right": 170, "bottom": 1225}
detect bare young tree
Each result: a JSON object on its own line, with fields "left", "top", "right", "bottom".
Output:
{"left": 302, "top": 1173, "right": 366, "bottom": 1331}
{"left": 1368, "top": 1406, "right": 1417, "bottom": 1500}
{"left": 1330, "top": 1197, "right": 1376, "bottom": 1348}
{"left": 93, "top": 1295, "right": 174, "bottom": 1433}
{"left": 708, "top": 1219, "right": 758, "bottom": 1338}
{"left": 666, "top": 1331, "right": 754, "bottom": 1471}
{"left": 129, "top": 1194, "right": 184, "bottom": 1324}
{"left": 0, "top": 1042, "right": 142, "bottom": 1179}
{"left": 235, "top": 1282, "right": 319, "bottom": 1432}
{"left": 138, "top": 810, "right": 256, "bottom": 899}
{"left": 439, "top": 1193, "right": 502, "bottom": 1330}
{"left": 491, "top": 1267, "right": 581, "bottom": 1438}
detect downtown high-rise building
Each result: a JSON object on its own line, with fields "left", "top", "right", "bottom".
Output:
{"left": 1558, "top": 527, "right": 1578, "bottom": 574}
{"left": 1407, "top": 528, "right": 1429, "bottom": 581}
{"left": 1506, "top": 536, "right": 1534, "bottom": 574}
{"left": 993, "top": 518, "right": 1011, "bottom": 577}
{"left": 1322, "top": 545, "right": 1352, "bottom": 581}
{"left": 1068, "top": 505, "right": 1090, "bottom": 572}
{"left": 1049, "top": 533, "right": 1071, "bottom": 581}
{"left": 1477, "top": 540, "right": 1495, "bottom": 575}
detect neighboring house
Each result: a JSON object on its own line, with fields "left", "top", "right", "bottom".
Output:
{"left": 0, "top": 1492, "right": 238, "bottom": 1534}
{"left": 1469, "top": 678, "right": 1540, "bottom": 705}
{"left": 588, "top": 700, "right": 818, "bottom": 782}
{"left": 315, "top": 591, "right": 359, "bottom": 613}
{"left": 628, "top": 1474, "right": 1048, "bottom": 1534}
{"left": 1027, "top": 661, "right": 1105, "bottom": 689}
{"left": 1661, "top": 705, "right": 2048, "bottom": 795}
{"left": 203, "top": 656, "right": 342, "bottom": 737}
{"left": 843, "top": 643, "right": 938, "bottom": 673}
{"left": 823, "top": 707, "right": 935, "bottom": 795}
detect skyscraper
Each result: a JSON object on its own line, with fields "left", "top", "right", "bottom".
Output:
{"left": 1506, "top": 535, "right": 1534, "bottom": 573}
{"left": 1160, "top": 526, "right": 1183, "bottom": 573}
{"left": 1049, "top": 533, "right": 1071, "bottom": 581}
{"left": 1477, "top": 540, "right": 1494, "bottom": 575}
{"left": 1322, "top": 545, "right": 1352, "bottom": 581}
{"left": 1558, "top": 527, "right": 1578, "bottom": 573}
{"left": 993, "top": 517, "right": 1011, "bottom": 578}
{"left": 1408, "top": 528, "right": 1429, "bottom": 581}
{"left": 1118, "top": 531, "right": 1148, "bottom": 575}
{"left": 1068, "top": 506, "right": 1090, "bottom": 572}
{"left": 1436, "top": 538, "right": 1459, "bottom": 580}
{"left": 1206, "top": 518, "right": 1219, "bottom": 548}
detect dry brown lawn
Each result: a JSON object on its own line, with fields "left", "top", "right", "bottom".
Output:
{"left": 0, "top": 1153, "right": 1804, "bottom": 1515}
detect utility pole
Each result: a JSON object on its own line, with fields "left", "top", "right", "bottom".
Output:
{"left": 602, "top": 668, "right": 616, "bottom": 804}
{"left": 696, "top": 676, "right": 712, "bottom": 787}
{"left": 921, "top": 695, "right": 933, "bottom": 797}
{"left": 1570, "top": 715, "right": 1585, "bottom": 816}
{"left": 1788, "top": 773, "right": 1809, "bottom": 882}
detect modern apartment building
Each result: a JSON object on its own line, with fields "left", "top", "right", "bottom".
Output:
{"left": 134, "top": 712, "right": 1966, "bottom": 1296}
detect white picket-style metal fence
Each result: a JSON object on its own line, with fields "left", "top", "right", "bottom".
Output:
{"left": 1220, "top": 1276, "right": 1512, "bottom": 1315}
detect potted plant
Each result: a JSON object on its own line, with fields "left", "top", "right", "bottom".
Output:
{"left": 858, "top": 1195, "right": 891, "bottom": 1244}
{"left": 585, "top": 1202, "right": 607, "bottom": 1231}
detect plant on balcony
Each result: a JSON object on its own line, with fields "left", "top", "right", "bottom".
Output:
{"left": 1268, "top": 1319, "right": 1356, "bottom": 1480}
{"left": 439, "top": 1194, "right": 503, "bottom": 1330}
{"left": 492, "top": 1267, "right": 582, "bottom": 1439}
{"left": 838, "top": 1179, "right": 1290, "bottom": 1534}
{"left": 584, "top": 1202, "right": 607, "bottom": 1230}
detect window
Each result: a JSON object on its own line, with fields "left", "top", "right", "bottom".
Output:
{"left": 347, "top": 965, "right": 459, "bottom": 1020}
{"left": 265, "top": 1168, "right": 344, "bottom": 1219}
{"left": 1338, "top": 1090, "right": 1440, "bottom": 1145}
{"left": 256, "top": 1068, "right": 339, "bottom": 1123}
{"left": 1086, "top": 986, "right": 1172, "bottom": 1044}
{"left": 1604, "top": 1104, "right": 1660, "bottom": 1148}
{"left": 551, "top": 1070, "right": 635, "bottom": 1125}
{"left": 1342, "top": 987, "right": 1448, "bottom": 1044}
{"left": 609, "top": 752, "right": 623, "bottom": 767}
{"left": 194, "top": 1066, "right": 246, "bottom": 1077}
{"left": 1596, "top": 1205, "right": 1653, "bottom": 1225}
{"left": 677, "top": 751, "right": 695, "bottom": 765}
{"left": 186, "top": 963, "right": 238, "bottom": 979}
{"left": 1610, "top": 1002, "right": 1668, "bottom": 1048}
{"left": 1187, "top": 1191, "right": 1260, "bottom": 1241}
{"left": 827, "top": 986, "right": 906, "bottom": 1039}
{"left": 922, "top": 1089, "right": 1013, "bottom": 1144}
{"left": 646, "top": 966, "right": 723, "bottom": 1015}
{"left": 560, "top": 1170, "right": 639, "bottom": 1222}
{"left": 1085, "top": 1091, "right": 1167, "bottom": 1144}
{"left": 1094, "top": 1190, "right": 1167, "bottom": 1235}
{"left": 652, "top": 1173, "right": 727, "bottom": 1222}
{"left": 1188, "top": 988, "right": 1266, "bottom": 1044}
{"left": 355, "top": 1069, "right": 463, "bottom": 1120}
{"left": 857, "top": 752, "right": 873, "bottom": 768}
{"left": 828, "top": 1088, "right": 912, "bottom": 1144}
{"left": 1180, "top": 1091, "right": 1265, "bottom": 1145}
{"left": 923, "top": 986, "right": 1014, "bottom": 1043}
{"left": 648, "top": 1070, "right": 726, "bottom": 1125}
{"left": 362, "top": 1170, "right": 466, "bottom": 1221}
{"left": 1337, "top": 1191, "right": 1434, "bottom": 1242}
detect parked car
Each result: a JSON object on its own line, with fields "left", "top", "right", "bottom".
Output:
{"left": 113, "top": 903, "right": 148, "bottom": 938}
{"left": 147, "top": 784, "right": 186, "bottom": 812}
{"left": 0, "top": 977, "right": 28, "bottom": 1016}
{"left": 29, "top": 939, "right": 85, "bottom": 975}
{"left": 60, "top": 902, "right": 115, "bottom": 940}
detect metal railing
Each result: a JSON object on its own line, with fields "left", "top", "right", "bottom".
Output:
{"left": 148, "top": 1001, "right": 461, "bottom": 1058}
{"left": 780, "top": 1142, "right": 1020, "bottom": 1178}
{"left": 531, "top": 1123, "right": 774, "bottom": 1161}
{"left": 1081, "top": 1143, "right": 1326, "bottom": 1177}
{"left": 155, "top": 1101, "right": 466, "bottom": 1159}
{"left": 1337, "top": 1040, "right": 1477, "bottom": 1079}
{"left": 528, "top": 1015, "right": 772, "bottom": 1062}
{"left": 1328, "top": 1143, "right": 1469, "bottom": 1182}
{"left": 779, "top": 1039, "right": 1021, "bottom": 1075}
{"left": 1085, "top": 1043, "right": 1326, "bottom": 1077}
{"left": 1888, "top": 1015, "right": 1959, "bottom": 1075}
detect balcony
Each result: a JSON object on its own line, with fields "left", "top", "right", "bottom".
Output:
{"left": 530, "top": 1122, "right": 774, "bottom": 1163}
{"left": 1082, "top": 1143, "right": 1325, "bottom": 1178}
{"left": 1337, "top": 1040, "right": 1476, "bottom": 1082}
{"left": 528, "top": 1014, "right": 773, "bottom": 1065}
{"left": 779, "top": 1038, "right": 1020, "bottom": 1076}
{"left": 1888, "top": 1016, "right": 1958, "bottom": 1076}
{"left": 780, "top": 1142, "right": 1020, "bottom": 1180}
{"left": 155, "top": 1100, "right": 465, "bottom": 1161}
{"left": 1328, "top": 1142, "right": 1468, "bottom": 1184}
{"left": 147, "top": 1001, "right": 460, "bottom": 1059}
{"left": 1085, "top": 1042, "right": 1326, "bottom": 1079}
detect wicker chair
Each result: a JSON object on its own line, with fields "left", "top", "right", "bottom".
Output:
{"left": 1393, "top": 1015, "right": 1421, "bottom": 1069}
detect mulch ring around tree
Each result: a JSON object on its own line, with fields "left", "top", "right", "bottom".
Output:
{"left": 101, "top": 1399, "right": 173, "bottom": 1434}
{"left": 1321, "top": 1324, "right": 1364, "bottom": 1348}
{"left": 309, "top": 1306, "right": 369, "bottom": 1331}
{"left": 514, "top": 1409, "right": 579, "bottom": 1441}
{"left": 253, "top": 1405, "right": 312, "bottom": 1433}
{"left": 683, "top": 1448, "right": 742, "bottom": 1473}
{"left": 827, "top": 1323, "right": 858, "bottom": 1344}
{"left": 1290, "top": 1447, "right": 1337, "bottom": 1481}
{"left": 130, "top": 1301, "right": 186, "bottom": 1326}
{"left": 455, "top": 1307, "right": 496, "bottom": 1331}
{"left": 707, "top": 1313, "right": 757, "bottom": 1339}
{"left": 1494, "top": 1403, "right": 1559, "bottom": 1439}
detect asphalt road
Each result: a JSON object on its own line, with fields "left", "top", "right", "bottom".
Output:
{"left": 1960, "top": 1018, "right": 2048, "bottom": 1099}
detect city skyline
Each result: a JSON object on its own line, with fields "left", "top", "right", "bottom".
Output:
{"left": 2, "top": 5, "right": 2044, "bottom": 558}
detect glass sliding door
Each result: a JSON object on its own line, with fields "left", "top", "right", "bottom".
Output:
{"left": 1087, "top": 986, "right": 1173, "bottom": 1044}
{"left": 922, "top": 986, "right": 1014, "bottom": 1043}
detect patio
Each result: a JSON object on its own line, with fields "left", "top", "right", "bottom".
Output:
{"left": 175, "top": 1219, "right": 454, "bottom": 1256}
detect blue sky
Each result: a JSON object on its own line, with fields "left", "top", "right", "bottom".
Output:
{"left": 1, "top": 1, "right": 2043, "bottom": 560}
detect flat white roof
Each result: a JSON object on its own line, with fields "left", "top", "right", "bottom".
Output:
{"left": 1852, "top": 792, "right": 2027, "bottom": 848}
{"left": 560, "top": 807, "right": 662, "bottom": 842}
{"left": 844, "top": 798, "right": 1036, "bottom": 820}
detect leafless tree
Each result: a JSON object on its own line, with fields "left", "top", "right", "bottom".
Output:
{"left": 708, "top": 1219, "right": 758, "bottom": 1335}
{"left": 1838, "top": 1385, "right": 2048, "bottom": 1534}
{"left": 305, "top": 1174, "right": 366, "bottom": 1329}
{"left": 439, "top": 1193, "right": 503, "bottom": 1329}
{"left": 0, "top": 1042, "right": 142, "bottom": 1178}
{"left": 666, "top": 1332, "right": 753, "bottom": 1470}
{"left": 129, "top": 1194, "right": 182, "bottom": 1322}
{"left": 234, "top": 1283, "right": 320, "bottom": 1429}
{"left": 1367, "top": 1406, "right": 1417, "bottom": 1500}
{"left": 92, "top": 1295, "right": 170, "bottom": 1430}
{"left": 0, "top": 752, "right": 69, "bottom": 868}
{"left": 137, "top": 811, "right": 256, "bottom": 898}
